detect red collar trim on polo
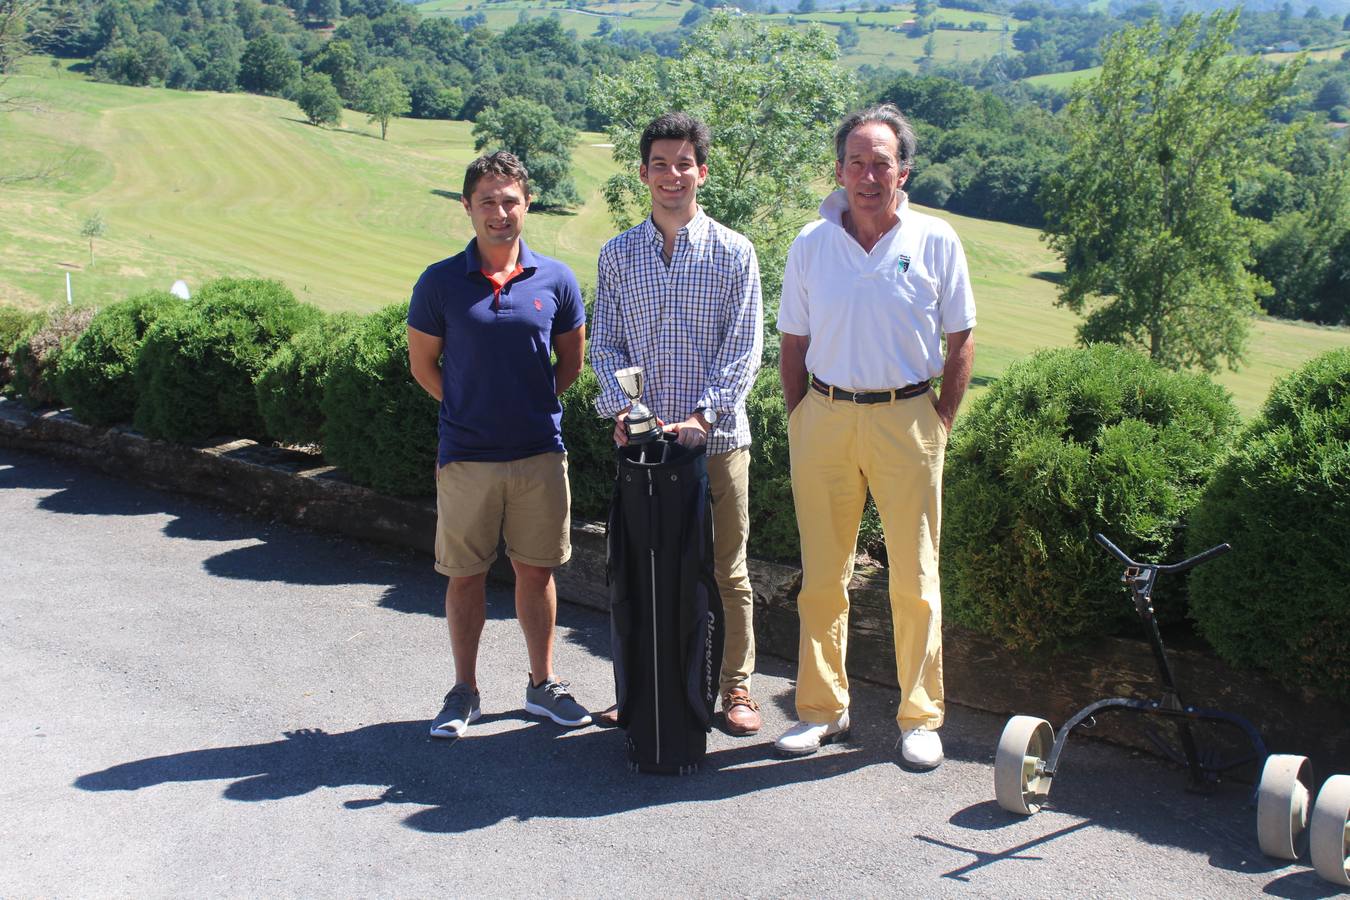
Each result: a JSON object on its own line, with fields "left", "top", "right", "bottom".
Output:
{"left": 481, "top": 263, "right": 524, "bottom": 309}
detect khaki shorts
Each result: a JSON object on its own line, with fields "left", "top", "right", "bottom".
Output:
{"left": 434, "top": 451, "right": 572, "bottom": 577}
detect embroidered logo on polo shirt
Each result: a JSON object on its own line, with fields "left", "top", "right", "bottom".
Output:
{"left": 897, "top": 254, "right": 912, "bottom": 274}
{"left": 533, "top": 299, "right": 543, "bottom": 311}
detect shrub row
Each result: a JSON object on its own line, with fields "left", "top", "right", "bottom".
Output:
{"left": 2, "top": 286, "right": 1345, "bottom": 700}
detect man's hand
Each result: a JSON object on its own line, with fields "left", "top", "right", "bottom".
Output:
{"left": 613, "top": 407, "right": 667, "bottom": 447}
{"left": 664, "top": 414, "right": 707, "bottom": 449}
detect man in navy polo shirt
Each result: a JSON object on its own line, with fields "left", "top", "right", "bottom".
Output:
{"left": 407, "top": 150, "right": 591, "bottom": 738}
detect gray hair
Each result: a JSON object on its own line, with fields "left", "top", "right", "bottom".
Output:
{"left": 834, "top": 103, "right": 917, "bottom": 166}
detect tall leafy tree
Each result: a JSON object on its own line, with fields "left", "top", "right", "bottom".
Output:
{"left": 358, "top": 65, "right": 408, "bottom": 140}
{"left": 297, "top": 70, "right": 342, "bottom": 127}
{"left": 471, "top": 96, "right": 580, "bottom": 209}
{"left": 238, "top": 33, "right": 299, "bottom": 95}
{"left": 590, "top": 11, "right": 855, "bottom": 333}
{"left": 1041, "top": 12, "right": 1303, "bottom": 372}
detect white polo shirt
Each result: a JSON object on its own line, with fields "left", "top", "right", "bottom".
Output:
{"left": 777, "top": 190, "right": 977, "bottom": 390}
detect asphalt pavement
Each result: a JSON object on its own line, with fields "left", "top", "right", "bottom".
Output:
{"left": 1, "top": 446, "right": 1342, "bottom": 898}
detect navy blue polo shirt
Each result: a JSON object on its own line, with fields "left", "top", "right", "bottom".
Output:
{"left": 407, "top": 238, "right": 585, "bottom": 465}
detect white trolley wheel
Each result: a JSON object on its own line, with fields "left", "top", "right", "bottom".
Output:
{"left": 995, "top": 715, "right": 1055, "bottom": 816}
{"left": 1310, "top": 773, "right": 1350, "bottom": 887}
{"left": 1256, "top": 754, "right": 1313, "bottom": 860}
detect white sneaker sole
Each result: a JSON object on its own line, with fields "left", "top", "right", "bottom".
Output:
{"left": 524, "top": 700, "right": 592, "bottom": 727}
{"left": 775, "top": 728, "right": 850, "bottom": 758}
{"left": 429, "top": 707, "right": 480, "bottom": 738}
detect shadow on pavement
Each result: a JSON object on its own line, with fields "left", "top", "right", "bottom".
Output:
{"left": 72, "top": 720, "right": 875, "bottom": 833}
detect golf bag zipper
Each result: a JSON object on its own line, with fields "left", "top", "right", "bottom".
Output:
{"left": 647, "top": 468, "right": 660, "bottom": 765}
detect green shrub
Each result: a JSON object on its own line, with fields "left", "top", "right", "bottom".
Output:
{"left": 559, "top": 366, "right": 618, "bottom": 521}
{"left": 1187, "top": 349, "right": 1350, "bottom": 701}
{"left": 942, "top": 345, "right": 1239, "bottom": 652}
{"left": 255, "top": 312, "right": 362, "bottom": 447}
{"left": 54, "top": 292, "right": 178, "bottom": 426}
{"left": 11, "top": 306, "right": 96, "bottom": 409}
{"left": 321, "top": 303, "right": 438, "bottom": 496}
{"left": 0, "top": 307, "right": 43, "bottom": 394}
{"left": 745, "top": 369, "right": 799, "bottom": 562}
{"left": 134, "top": 278, "right": 321, "bottom": 442}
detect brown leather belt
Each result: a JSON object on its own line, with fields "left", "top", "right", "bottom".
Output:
{"left": 811, "top": 376, "right": 931, "bottom": 404}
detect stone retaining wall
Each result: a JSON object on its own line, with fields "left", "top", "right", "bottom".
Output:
{"left": 3, "top": 398, "right": 1345, "bottom": 777}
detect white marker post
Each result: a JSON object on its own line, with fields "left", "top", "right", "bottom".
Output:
{"left": 66, "top": 272, "right": 72, "bottom": 305}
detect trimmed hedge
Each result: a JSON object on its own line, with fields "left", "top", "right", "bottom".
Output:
{"left": 942, "top": 345, "right": 1239, "bottom": 652}
{"left": 54, "top": 292, "right": 178, "bottom": 426}
{"left": 11, "top": 307, "right": 96, "bottom": 409}
{"left": 0, "top": 307, "right": 43, "bottom": 394}
{"left": 559, "top": 366, "right": 618, "bottom": 521}
{"left": 1187, "top": 349, "right": 1350, "bottom": 701}
{"left": 256, "top": 312, "right": 362, "bottom": 447}
{"left": 134, "top": 278, "right": 322, "bottom": 442}
{"left": 321, "top": 302, "right": 438, "bottom": 496}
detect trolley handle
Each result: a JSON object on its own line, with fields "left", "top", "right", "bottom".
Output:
{"left": 1092, "top": 533, "right": 1231, "bottom": 574}
{"left": 1157, "top": 542, "right": 1231, "bottom": 574}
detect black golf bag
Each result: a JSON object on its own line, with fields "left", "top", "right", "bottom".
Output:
{"left": 607, "top": 437, "right": 725, "bottom": 775}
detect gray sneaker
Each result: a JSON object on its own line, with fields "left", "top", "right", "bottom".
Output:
{"left": 524, "top": 676, "right": 592, "bottom": 727}
{"left": 429, "top": 684, "right": 480, "bottom": 738}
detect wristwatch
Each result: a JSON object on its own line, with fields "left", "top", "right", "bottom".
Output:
{"left": 697, "top": 407, "right": 718, "bottom": 426}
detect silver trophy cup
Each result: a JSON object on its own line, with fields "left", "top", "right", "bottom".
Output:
{"left": 615, "top": 366, "right": 661, "bottom": 445}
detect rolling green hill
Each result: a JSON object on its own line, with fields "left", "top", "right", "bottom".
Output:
{"left": 2, "top": 62, "right": 1346, "bottom": 416}
{"left": 415, "top": 0, "right": 1018, "bottom": 72}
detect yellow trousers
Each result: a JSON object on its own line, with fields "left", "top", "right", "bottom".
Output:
{"left": 788, "top": 388, "right": 946, "bottom": 731}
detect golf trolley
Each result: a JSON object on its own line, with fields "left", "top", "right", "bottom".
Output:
{"left": 994, "top": 533, "right": 1350, "bottom": 887}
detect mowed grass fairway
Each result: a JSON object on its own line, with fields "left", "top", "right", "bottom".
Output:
{"left": 0, "top": 64, "right": 618, "bottom": 314}
{"left": 2, "top": 64, "right": 1346, "bottom": 416}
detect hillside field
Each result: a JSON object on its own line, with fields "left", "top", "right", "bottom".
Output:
{"left": 415, "top": 0, "right": 1017, "bottom": 71}
{"left": 2, "top": 63, "right": 1346, "bottom": 417}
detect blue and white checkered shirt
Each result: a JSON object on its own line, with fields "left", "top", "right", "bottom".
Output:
{"left": 591, "top": 210, "right": 763, "bottom": 455}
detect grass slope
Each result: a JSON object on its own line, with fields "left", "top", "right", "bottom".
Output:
{"left": 1, "top": 63, "right": 1345, "bottom": 417}
{"left": 0, "top": 64, "right": 618, "bottom": 313}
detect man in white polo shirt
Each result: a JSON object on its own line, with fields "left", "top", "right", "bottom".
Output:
{"left": 774, "top": 103, "right": 976, "bottom": 769}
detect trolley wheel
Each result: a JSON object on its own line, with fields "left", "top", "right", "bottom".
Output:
{"left": 1310, "top": 774, "right": 1350, "bottom": 887}
{"left": 995, "top": 715, "right": 1055, "bottom": 816}
{"left": 1256, "top": 754, "right": 1313, "bottom": 860}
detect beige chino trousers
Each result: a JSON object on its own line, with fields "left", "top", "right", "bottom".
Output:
{"left": 787, "top": 388, "right": 946, "bottom": 731}
{"left": 706, "top": 447, "right": 754, "bottom": 696}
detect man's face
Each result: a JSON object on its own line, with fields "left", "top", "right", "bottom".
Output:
{"left": 461, "top": 173, "right": 528, "bottom": 249}
{"left": 640, "top": 138, "right": 707, "bottom": 216}
{"left": 835, "top": 121, "right": 909, "bottom": 220}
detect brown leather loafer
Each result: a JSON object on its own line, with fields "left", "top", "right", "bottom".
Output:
{"left": 722, "top": 688, "right": 762, "bottom": 735}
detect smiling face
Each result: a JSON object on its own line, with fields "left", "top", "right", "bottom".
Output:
{"left": 640, "top": 138, "right": 707, "bottom": 218}
{"left": 461, "top": 173, "right": 528, "bottom": 250}
{"left": 835, "top": 121, "right": 909, "bottom": 223}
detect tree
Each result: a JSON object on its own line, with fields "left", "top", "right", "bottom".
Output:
{"left": 590, "top": 12, "right": 856, "bottom": 337}
{"left": 1041, "top": 13, "right": 1303, "bottom": 372}
{"left": 238, "top": 33, "right": 299, "bottom": 95}
{"left": 836, "top": 21, "right": 860, "bottom": 50}
{"left": 80, "top": 212, "right": 106, "bottom": 267}
{"left": 471, "top": 96, "right": 580, "bottom": 208}
{"left": 2, "top": 0, "right": 69, "bottom": 119}
{"left": 297, "top": 70, "right": 342, "bottom": 127}
{"left": 358, "top": 66, "right": 409, "bottom": 140}
{"left": 305, "top": 0, "right": 340, "bottom": 25}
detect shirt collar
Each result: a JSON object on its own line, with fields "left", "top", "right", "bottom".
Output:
{"left": 641, "top": 207, "right": 710, "bottom": 247}
{"left": 463, "top": 238, "right": 537, "bottom": 277}
{"left": 819, "top": 189, "right": 909, "bottom": 229}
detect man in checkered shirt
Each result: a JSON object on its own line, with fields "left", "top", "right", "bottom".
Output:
{"left": 589, "top": 111, "right": 765, "bottom": 735}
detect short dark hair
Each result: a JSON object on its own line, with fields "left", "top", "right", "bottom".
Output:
{"left": 462, "top": 150, "right": 530, "bottom": 200}
{"left": 639, "top": 112, "right": 711, "bottom": 166}
{"left": 834, "top": 103, "right": 917, "bottom": 166}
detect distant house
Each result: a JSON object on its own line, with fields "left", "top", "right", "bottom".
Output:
{"left": 1275, "top": 40, "right": 1301, "bottom": 52}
